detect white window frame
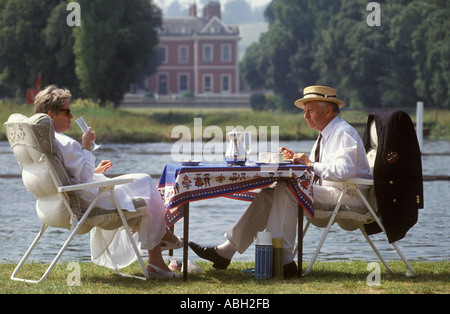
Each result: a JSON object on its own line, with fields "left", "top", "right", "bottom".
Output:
{"left": 203, "top": 44, "right": 213, "bottom": 62}
{"left": 203, "top": 74, "right": 213, "bottom": 93}
{"left": 161, "top": 45, "right": 168, "bottom": 63}
{"left": 178, "top": 73, "right": 189, "bottom": 93}
{"left": 221, "top": 74, "right": 231, "bottom": 93}
{"left": 179, "top": 45, "right": 188, "bottom": 63}
{"left": 221, "top": 44, "right": 231, "bottom": 62}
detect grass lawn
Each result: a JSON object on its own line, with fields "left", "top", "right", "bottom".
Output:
{"left": 1, "top": 260, "right": 448, "bottom": 294}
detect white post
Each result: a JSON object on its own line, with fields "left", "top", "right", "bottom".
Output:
{"left": 416, "top": 101, "right": 423, "bottom": 150}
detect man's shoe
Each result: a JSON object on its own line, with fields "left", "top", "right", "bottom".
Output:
{"left": 188, "top": 241, "right": 231, "bottom": 270}
{"left": 283, "top": 261, "right": 298, "bottom": 279}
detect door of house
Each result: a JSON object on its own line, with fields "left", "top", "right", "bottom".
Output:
{"left": 158, "top": 74, "right": 168, "bottom": 95}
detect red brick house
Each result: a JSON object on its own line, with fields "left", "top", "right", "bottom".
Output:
{"left": 146, "top": 2, "right": 241, "bottom": 96}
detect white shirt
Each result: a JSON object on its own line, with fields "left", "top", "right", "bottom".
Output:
{"left": 54, "top": 132, "right": 167, "bottom": 269}
{"left": 55, "top": 132, "right": 96, "bottom": 185}
{"left": 54, "top": 132, "right": 136, "bottom": 211}
{"left": 311, "top": 116, "right": 372, "bottom": 187}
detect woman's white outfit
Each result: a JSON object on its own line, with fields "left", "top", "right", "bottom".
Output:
{"left": 55, "top": 132, "right": 166, "bottom": 270}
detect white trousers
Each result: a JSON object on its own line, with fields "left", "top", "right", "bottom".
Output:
{"left": 225, "top": 181, "right": 367, "bottom": 264}
{"left": 90, "top": 174, "right": 167, "bottom": 270}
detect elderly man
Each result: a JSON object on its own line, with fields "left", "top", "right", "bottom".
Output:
{"left": 189, "top": 86, "right": 372, "bottom": 278}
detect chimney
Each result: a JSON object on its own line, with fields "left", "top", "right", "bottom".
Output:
{"left": 203, "top": 1, "right": 221, "bottom": 20}
{"left": 189, "top": 3, "right": 197, "bottom": 17}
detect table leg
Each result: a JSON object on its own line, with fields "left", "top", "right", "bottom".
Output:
{"left": 169, "top": 225, "right": 174, "bottom": 258}
{"left": 297, "top": 204, "right": 303, "bottom": 278}
{"left": 183, "top": 202, "right": 189, "bottom": 281}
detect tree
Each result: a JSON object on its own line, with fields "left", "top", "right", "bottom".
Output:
{"left": 315, "top": 0, "right": 392, "bottom": 108}
{"left": 377, "top": 0, "right": 419, "bottom": 108}
{"left": 240, "top": 0, "right": 450, "bottom": 110}
{"left": 239, "top": 0, "right": 338, "bottom": 111}
{"left": 411, "top": 0, "right": 450, "bottom": 108}
{"left": 43, "top": 1, "right": 80, "bottom": 95}
{"left": 73, "top": 0, "right": 162, "bottom": 106}
{"left": 0, "top": 0, "right": 59, "bottom": 97}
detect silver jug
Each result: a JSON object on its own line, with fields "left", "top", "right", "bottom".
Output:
{"left": 225, "top": 130, "right": 247, "bottom": 166}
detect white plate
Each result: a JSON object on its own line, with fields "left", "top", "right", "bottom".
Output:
{"left": 255, "top": 161, "right": 292, "bottom": 166}
{"left": 180, "top": 160, "right": 201, "bottom": 166}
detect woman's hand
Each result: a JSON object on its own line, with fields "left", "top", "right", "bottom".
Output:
{"left": 81, "top": 127, "right": 96, "bottom": 151}
{"left": 95, "top": 160, "right": 112, "bottom": 174}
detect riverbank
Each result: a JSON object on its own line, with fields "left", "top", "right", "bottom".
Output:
{"left": 1, "top": 260, "right": 449, "bottom": 294}
{"left": 1, "top": 100, "right": 450, "bottom": 142}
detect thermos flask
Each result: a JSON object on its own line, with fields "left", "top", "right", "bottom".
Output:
{"left": 254, "top": 232, "right": 273, "bottom": 279}
{"left": 272, "top": 238, "right": 284, "bottom": 279}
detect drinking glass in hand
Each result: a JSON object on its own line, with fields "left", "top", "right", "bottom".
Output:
{"left": 75, "top": 116, "right": 101, "bottom": 151}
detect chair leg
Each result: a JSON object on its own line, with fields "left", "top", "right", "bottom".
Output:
{"left": 360, "top": 228, "right": 392, "bottom": 272}
{"left": 10, "top": 215, "right": 88, "bottom": 283}
{"left": 11, "top": 223, "right": 48, "bottom": 283}
{"left": 304, "top": 188, "right": 348, "bottom": 275}
{"left": 391, "top": 242, "right": 416, "bottom": 277}
{"left": 110, "top": 190, "right": 149, "bottom": 281}
{"left": 355, "top": 189, "right": 416, "bottom": 277}
{"left": 10, "top": 191, "right": 109, "bottom": 283}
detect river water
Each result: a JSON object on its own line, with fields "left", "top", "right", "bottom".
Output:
{"left": 0, "top": 140, "right": 449, "bottom": 264}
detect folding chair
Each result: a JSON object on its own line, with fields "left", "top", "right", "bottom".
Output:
{"left": 4, "top": 113, "right": 150, "bottom": 283}
{"left": 295, "top": 110, "right": 422, "bottom": 277}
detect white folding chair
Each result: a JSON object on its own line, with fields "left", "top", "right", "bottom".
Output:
{"left": 4, "top": 113, "right": 150, "bottom": 283}
{"left": 295, "top": 114, "right": 419, "bottom": 277}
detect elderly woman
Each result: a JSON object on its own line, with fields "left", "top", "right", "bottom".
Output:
{"left": 34, "top": 85, "right": 181, "bottom": 279}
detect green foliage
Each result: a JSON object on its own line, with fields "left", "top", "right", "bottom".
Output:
{"left": 0, "top": 0, "right": 161, "bottom": 104}
{"left": 142, "top": 91, "right": 155, "bottom": 99}
{"left": 0, "top": 0, "right": 57, "bottom": 97}
{"left": 250, "top": 92, "right": 266, "bottom": 111}
{"left": 43, "top": 2, "right": 80, "bottom": 95}
{"left": 249, "top": 92, "right": 278, "bottom": 111}
{"left": 181, "top": 91, "right": 195, "bottom": 99}
{"left": 240, "top": 0, "right": 450, "bottom": 109}
{"left": 73, "top": 0, "right": 162, "bottom": 106}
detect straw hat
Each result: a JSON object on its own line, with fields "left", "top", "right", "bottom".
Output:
{"left": 294, "top": 85, "right": 345, "bottom": 109}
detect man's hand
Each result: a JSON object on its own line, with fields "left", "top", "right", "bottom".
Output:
{"left": 95, "top": 160, "right": 112, "bottom": 174}
{"left": 293, "top": 153, "right": 312, "bottom": 167}
{"left": 280, "top": 146, "right": 295, "bottom": 160}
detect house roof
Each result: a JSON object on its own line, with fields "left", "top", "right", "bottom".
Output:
{"left": 159, "top": 16, "right": 239, "bottom": 37}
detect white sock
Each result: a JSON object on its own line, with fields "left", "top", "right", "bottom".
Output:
{"left": 216, "top": 240, "right": 237, "bottom": 260}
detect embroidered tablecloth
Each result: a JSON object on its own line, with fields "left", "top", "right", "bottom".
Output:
{"left": 158, "top": 162, "right": 314, "bottom": 227}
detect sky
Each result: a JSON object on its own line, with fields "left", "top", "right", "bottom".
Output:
{"left": 154, "top": 0, "right": 272, "bottom": 11}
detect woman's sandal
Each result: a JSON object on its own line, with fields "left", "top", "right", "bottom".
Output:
{"left": 147, "top": 264, "right": 181, "bottom": 279}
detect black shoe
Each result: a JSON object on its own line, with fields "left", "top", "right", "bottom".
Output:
{"left": 188, "top": 241, "right": 231, "bottom": 270}
{"left": 283, "top": 261, "right": 298, "bottom": 279}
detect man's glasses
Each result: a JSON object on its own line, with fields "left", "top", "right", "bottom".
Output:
{"left": 59, "top": 108, "right": 72, "bottom": 116}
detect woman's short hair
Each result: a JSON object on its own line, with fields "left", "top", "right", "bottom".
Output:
{"left": 34, "top": 85, "right": 72, "bottom": 114}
